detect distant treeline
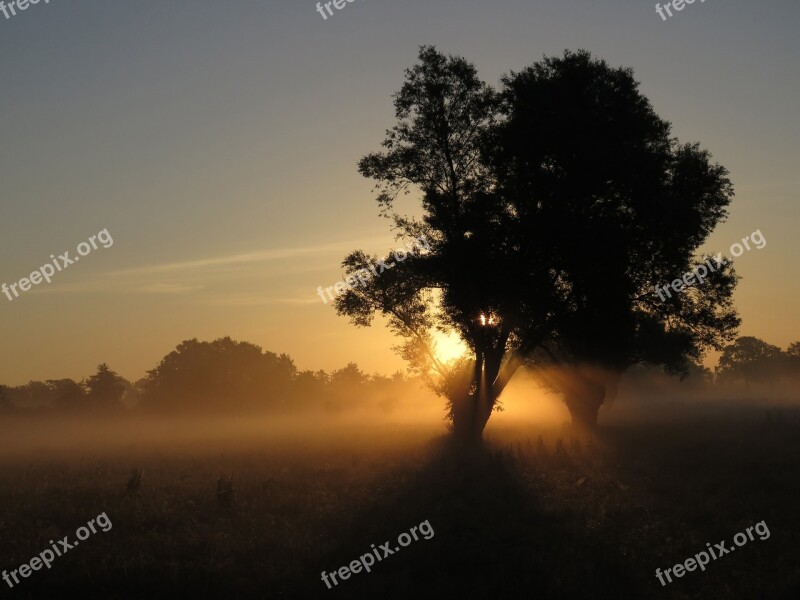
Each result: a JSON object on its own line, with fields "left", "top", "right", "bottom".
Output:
{"left": 1, "top": 336, "right": 798, "bottom": 416}
{"left": 621, "top": 336, "right": 800, "bottom": 392}
{"left": 0, "top": 337, "right": 421, "bottom": 416}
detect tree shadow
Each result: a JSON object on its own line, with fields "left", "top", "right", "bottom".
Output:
{"left": 293, "top": 439, "right": 639, "bottom": 599}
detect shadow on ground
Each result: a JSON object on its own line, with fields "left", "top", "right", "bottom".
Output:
{"left": 284, "top": 440, "right": 638, "bottom": 600}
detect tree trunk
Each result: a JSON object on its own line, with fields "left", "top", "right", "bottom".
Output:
{"left": 450, "top": 387, "right": 496, "bottom": 447}
{"left": 450, "top": 392, "right": 475, "bottom": 444}
{"left": 449, "top": 349, "right": 519, "bottom": 447}
{"left": 564, "top": 379, "right": 606, "bottom": 431}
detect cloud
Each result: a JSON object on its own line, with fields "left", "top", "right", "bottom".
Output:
{"left": 107, "top": 236, "right": 391, "bottom": 277}
{"left": 137, "top": 283, "right": 206, "bottom": 294}
{"left": 20, "top": 235, "right": 396, "bottom": 298}
{"left": 203, "top": 294, "right": 319, "bottom": 307}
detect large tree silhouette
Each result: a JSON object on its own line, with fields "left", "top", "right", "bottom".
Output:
{"left": 336, "top": 46, "right": 739, "bottom": 442}
{"left": 490, "top": 50, "right": 740, "bottom": 427}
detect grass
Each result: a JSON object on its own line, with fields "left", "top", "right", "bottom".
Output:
{"left": 0, "top": 406, "right": 798, "bottom": 599}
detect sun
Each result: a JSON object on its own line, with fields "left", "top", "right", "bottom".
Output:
{"left": 433, "top": 331, "right": 468, "bottom": 364}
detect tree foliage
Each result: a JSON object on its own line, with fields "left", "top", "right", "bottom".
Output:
{"left": 335, "top": 46, "right": 740, "bottom": 434}
{"left": 84, "top": 363, "right": 128, "bottom": 411}
{"left": 140, "top": 337, "right": 296, "bottom": 412}
{"left": 716, "top": 336, "right": 785, "bottom": 387}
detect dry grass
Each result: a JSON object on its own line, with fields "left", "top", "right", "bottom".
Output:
{"left": 0, "top": 406, "right": 798, "bottom": 599}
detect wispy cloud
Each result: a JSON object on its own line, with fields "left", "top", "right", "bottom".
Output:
{"left": 31, "top": 279, "right": 206, "bottom": 295}
{"left": 137, "top": 283, "right": 207, "bottom": 294}
{"left": 22, "top": 235, "right": 396, "bottom": 298}
{"left": 203, "top": 294, "right": 319, "bottom": 307}
{"left": 107, "top": 236, "right": 391, "bottom": 277}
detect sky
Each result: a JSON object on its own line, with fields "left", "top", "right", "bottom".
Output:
{"left": 0, "top": 0, "right": 798, "bottom": 385}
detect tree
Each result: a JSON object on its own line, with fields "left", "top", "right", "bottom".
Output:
{"left": 0, "top": 385, "right": 10, "bottom": 413}
{"left": 490, "top": 50, "right": 739, "bottom": 427}
{"left": 8, "top": 381, "right": 56, "bottom": 409}
{"left": 322, "top": 363, "right": 369, "bottom": 412}
{"left": 716, "top": 337, "right": 784, "bottom": 388}
{"left": 47, "top": 378, "right": 90, "bottom": 412}
{"left": 140, "top": 337, "right": 296, "bottom": 412}
{"left": 336, "top": 46, "right": 739, "bottom": 443}
{"left": 785, "top": 342, "right": 800, "bottom": 380}
{"left": 336, "top": 45, "right": 516, "bottom": 443}
{"left": 84, "top": 364, "right": 128, "bottom": 411}
{"left": 291, "top": 369, "right": 329, "bottom": 410}
{"left": 683, "top": 362, "right": 714, "bottom": 390}
{"left": 330, "top": 363, "right": 370, "bottom": 388}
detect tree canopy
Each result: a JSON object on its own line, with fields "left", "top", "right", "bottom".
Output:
{"left": 140, "top": 337, "right": 296, "bottom": 412}
{"left": 335, "top": 46, "right": 740, "bottom": 438}
{"left": 716, "top": 336, "right": 785, "bottom": 387}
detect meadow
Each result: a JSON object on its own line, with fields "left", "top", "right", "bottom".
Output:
{"left": 1, "top": 398, "right": 798, "bottom": 599}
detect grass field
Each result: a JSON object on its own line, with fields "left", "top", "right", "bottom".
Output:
{"left": 1, "top": 404, "right": 799, "bottom": 599}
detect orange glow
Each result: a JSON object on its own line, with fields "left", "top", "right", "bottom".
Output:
{"left": 433, "top": 331, "right": 468, "bottom": 363}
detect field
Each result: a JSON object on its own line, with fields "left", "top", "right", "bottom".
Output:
{"left": 1, "top": 403, "right": 799, "bottom": 599}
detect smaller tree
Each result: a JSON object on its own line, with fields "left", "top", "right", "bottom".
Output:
{"left": 330, "top": 363, "right": 369, "bottom": 388}
{"left": 785, "top": 342, "right": 800, "bottom": 380}
{"left": 325, "top": 363, "right": 370, "bottom": 411}
{"left": 0, "top": 385, "right": 10, "bottom": 413}
{"left": 683, "top": 361, "right": 714, "bottom": 390}
{"left": 141, "top": 338, "right": 296, "bottom": 413}
{"left": 291, "top": 370, "right": 329, "bottom": 410}
{"left": 84, "top": 364, "right": 128, "bottom": 411}
{"left": 715, "top": 337, "right": 784, "bottom": 389}
{"left": 12, "top": 381, "right": 56, "bottom": 409}
{"left": 48, "top": 378, "right": 90, "bottom": 412}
